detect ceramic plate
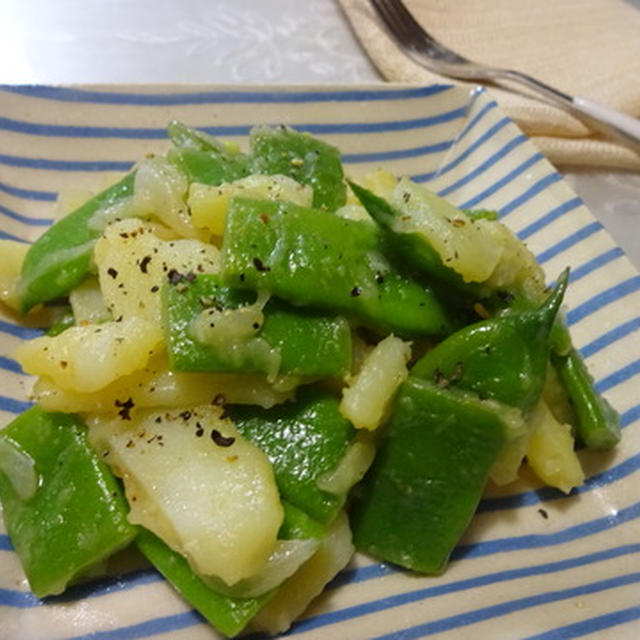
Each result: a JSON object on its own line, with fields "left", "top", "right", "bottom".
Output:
{"left": 0, "top": 84, "right": 639, "bottom": 640}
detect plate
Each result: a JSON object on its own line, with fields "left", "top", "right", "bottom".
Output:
{"left": 1, "top": 84, "right": 639, "bottom": 639}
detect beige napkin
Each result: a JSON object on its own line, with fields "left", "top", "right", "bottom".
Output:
{"left": 340, "top": 0, "right": 640, "bottom": 170}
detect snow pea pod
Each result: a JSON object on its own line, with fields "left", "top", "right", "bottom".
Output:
{"left": 163, "top": 273, "right": 352, "bottom": 377}
{"left": 250, "top": 125, "right": 346, "bottom": 211}
{"left": 411, "top": 269, "right": 568, "bottom": 412}
{"left": 136, "top": 502, "right": 324, "bottom": 638}
{"left": 552, "top": 348, "right": 620, "bottom": 450}
{"left": 351, "top": 377, "right": 513, "bottom": 574}
{"left": 18, "top": 173, "right": 134, "bottom": 312}
{"left": 228, "top": 388, "right": 368, "bottom": 525}
{"left": 221, "top": 197, "right": 457, "bottom": 337}
{"left": 349, "top": 181, "right": 479, "bottom": 296}
{"left": 0, "top": 407, "right": 137, "bottom": 597}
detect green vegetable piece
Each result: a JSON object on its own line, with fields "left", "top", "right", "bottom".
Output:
{"left": 46, "top": 309, "right": 75, "bottom": 337}
{"left": 552, "top": 348, "right": 621, "bottom": 451}
{"left": 137, "top": 528, "right": 273, "bottom": 638}
{"left": 229, "top": 388, "right": 358, "bottom": 525}
{"left": 250, "top": 125, "right": 346, "bottom": 210}
{"left": 278, "top": 502, "right": 328, "bottom": 541}
{"left": 18, "top": 173, "right": 134, "bottom": 312}
{"left": 136, "top": 502, "right": 325, "bottom": 638}
{"left": 350, "top": 377, "right": 510, "bottom": 574}
{"left": 411, "top": 269, "right": 568, "bottom": 412}
{"left": 0, "top": 407, "right": 137, "bottom": 597}
{"left": 350, "top": 181, "right": 476, "bottom": 296}
{"left": 163, "top": 274, "right": 351, "bottom": 377}
{"left": 221, "top": 197, "right": 456, "bottom": 337}
{"left": 168, "top": 147, "right": 252, "bottom": 186}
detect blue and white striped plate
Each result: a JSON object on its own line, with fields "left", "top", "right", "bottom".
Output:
{"left": 1, "top": 84, "right": 639, "bottom": 640}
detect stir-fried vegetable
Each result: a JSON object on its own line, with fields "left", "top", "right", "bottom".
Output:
{"left": 0, "top": 123, "right": 620, "bottom": 638}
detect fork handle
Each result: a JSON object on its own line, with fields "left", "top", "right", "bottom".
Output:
{"left": 500, "top": 69, "right": 640, "bottom": 154}
{"left": 571, "top": 96, "right": 640, "bottom": 155}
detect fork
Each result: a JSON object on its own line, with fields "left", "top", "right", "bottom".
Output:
{"left": 370, "top": 0, "right": 640, "bottom": 155}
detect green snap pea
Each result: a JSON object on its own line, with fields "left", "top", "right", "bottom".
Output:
{"left": 411, "top": 269, "right": 568, "bottom": 412}
{"left": 351, "top": 377, "right": 511, "bottom": 574}
{"left": 221, "top": 197, "right": 458, "bottom": 337}
{"left": 0, "top": 407, "right": 137, "bottom": 597}
{"left": 163, "top": 273, "right": 352, "bottom": 377}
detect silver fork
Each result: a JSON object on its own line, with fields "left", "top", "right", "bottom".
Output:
{"left": 370, "top": 0, "right": 640, "bottom": 155}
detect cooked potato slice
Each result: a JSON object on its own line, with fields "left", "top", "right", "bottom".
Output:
{"left": 249, "top": 511, "right": 354, "bottom": 635}
{"left": 0, "top": 240, "right": 29, "bottom": 311}
{"left": 188, "top": 174, "right": 312, "bottom": 236}
{"left": 91, "top": 406, "right": 283, "bottom": 586}
{"left": 69, "top": 277, "right": 111, "bottom": 325}
{"left": 94, "top": 218, "right": 219, "bottom": 326}
{"left": 340, "top": 334, "right": 411, "bottom": 430}
{"left": 33, "top": 355, "right": 294, "bottom": 413}
{"left": 526, "top": 399, "right": 585, "bottom": 493}
{"left": 133, "top": 156, "right": 202, "bottom": 239}
{"left": 14, "top": 316, "right": 163, "bottom": 393}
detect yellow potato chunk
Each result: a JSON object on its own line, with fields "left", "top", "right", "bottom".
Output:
{"left": 340, "top": 334, "right": 411, "bottom": 430}
{"left": 526, "top": 399, "right": 585, "bottom": 494}
{"left": 133, "top": 156, "right": 201, "bottom": 238}
{"left": 390, "top": 178, "right": 504, "bottom": 283}
{"left": 0, "top": 240, "right": 29, "bottom": 311}
{"left": 249, "top": 512, "right": 354, "bottom": 635}
{"left": 33, "top": 355, "right": 294, "bottom": 413}
{"left": 92, "top": 406, "right": 283, "bottom": 586}
{"left": 188, "top": 174, "right": 312, "bottom": 236}
{"left": 94, "top": 218, "right": 220, "bottom": 326}
{"left": 14, "top": 316, "right": 163, "bottom": 393}
{"left": 69, "top": 277, "right": 111, "bottom": 325}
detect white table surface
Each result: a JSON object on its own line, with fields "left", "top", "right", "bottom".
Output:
{"left": 1, "top": 0, "right": 639, "bottom": 270}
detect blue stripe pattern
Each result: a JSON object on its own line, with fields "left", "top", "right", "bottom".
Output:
{"left": 1, "top": 84, "right": 453, "bottom": 105}
{"left": 0, "top": 180, "right": 57, "bottom": 201}
{"left": 523, "top": 604, "right": 640, "bottom": 640}
{"left": 286, "top": 544, "right": 640, "bottom": 636}
{"left": 0, "top": 109, "right": 468, "bottom": 139}
{"left": 1, "top": 84, "right": 640, "bottom": 640}
{"left": 566, "top": 276, "right": 640, "bottom": 325}
{"left": 457, "top": 151, "right": 543, "bottom": 209}
{"left": 498, "top": 172, "right": 563, "bottom": 218}
{"left": 369, "top": 572, "right": 640, "bottom": 640}
{"left": 437, "top": 135, "right": 527, "bottom": 197}
{"left": 0, "top": 202, "right": 53, "bottom": 226}
{"left": 0, "top": 356, "right": 25, "bottom": 375}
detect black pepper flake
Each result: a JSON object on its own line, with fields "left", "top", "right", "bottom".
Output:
{"left": 195, "top": 422, "right": 204, "bottom": 437}
{"left": 185, "top": 272, "right": 197, "bottom": 282}
{"left": 252, "top": 322, "right": 261, "bottom": 330}
{"left": 154, "top": 416, "right": 162, "bottom": 423}
{"left": 252, "top": 257, "right": 270, "bottom": 272}
{"left": 497, "top": 290, "right": 515, "bottom": 304}
{"left": 375, "top": 272, "right": 385, "bottom": 284}
{"left": 150, "top": 285, "right": 159, "bottom": 293}
{"left": 402, "top": 191, "right": 411, "bottom": 203}
{"left": 167, "top": 269, "right": 183, "bottom": 284}
{"left": 239, "top": 273, "right": 245, "bottom": 282}
{"left": 350, "top": 286, "right": 362, "bottom": 297}
{"left": 212, "top": 393, "right": 226, "bottom": 406}
{"left": 107, "top": 267, "right": 118, "bottom": 279}
{"left": 179, "top": 410, "right": 192, "bottom": 421}
{"left": 138, "top": 256, "right": 151, "bottom": 274}
{"left": 538, "top": 508, "right": 549, "bottom": 520}
{"left": 211, "top": 429, "right": 235, "bottom": 447}
{"left": 125, "top": 439, "right": 134, "bottom": 448}
{"left": 433, "top": 362, "right": 464, "bottom": 389}
{"left": 115, "top": 397, "right": 135, "bottom": 420}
